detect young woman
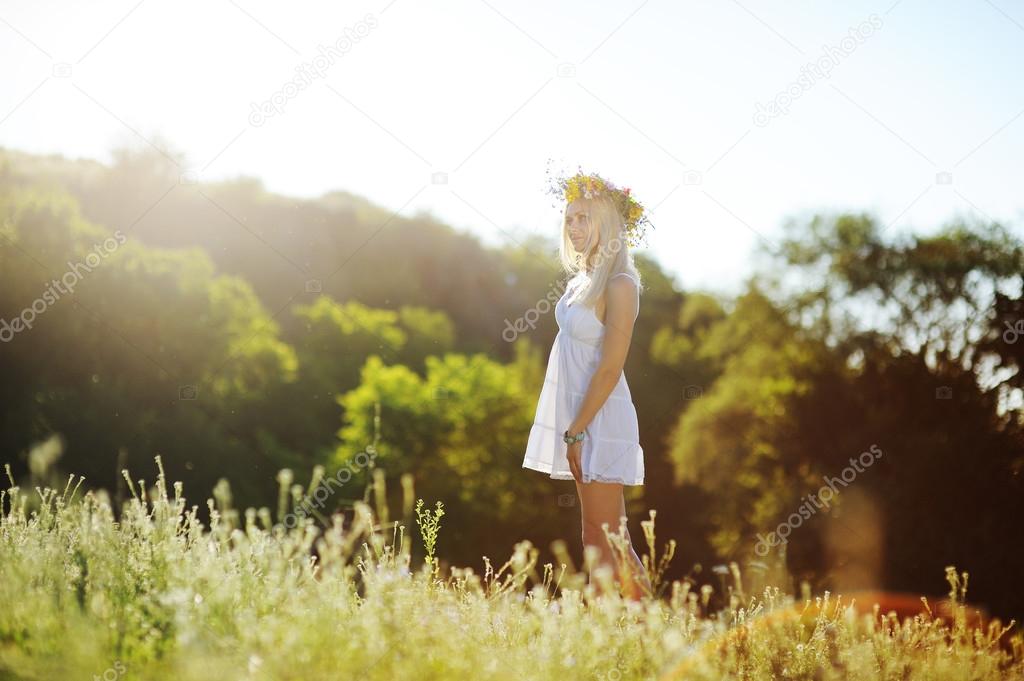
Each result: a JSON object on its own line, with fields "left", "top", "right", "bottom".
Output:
{"left": 522, "top": 171, "right": 653, "bottom": 600}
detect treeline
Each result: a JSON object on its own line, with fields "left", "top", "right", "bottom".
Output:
{"left": 1, "top": 146, "right": 1022, "bottom": 618}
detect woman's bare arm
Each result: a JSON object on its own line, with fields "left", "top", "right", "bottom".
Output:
{"left": 567, "top": 275, "right": 638, "bottom": 435}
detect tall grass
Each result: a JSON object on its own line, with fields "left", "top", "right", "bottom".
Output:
{"left": 1, "top": 453, "right": 1021, "bottom": 680}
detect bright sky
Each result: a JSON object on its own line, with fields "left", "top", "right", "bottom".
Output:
{"left": 2, "top": 0, "right": 1023, "bottom": 296}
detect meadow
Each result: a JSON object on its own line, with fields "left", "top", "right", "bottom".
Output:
{"left": 5, "top": 150, "right": 1024, "bottom": 646}
{"left": 1, "top": 454, "right": 1021, "bottom": 681}
{"left": 4, "top": 5, "right": 1024, "bottom": 678}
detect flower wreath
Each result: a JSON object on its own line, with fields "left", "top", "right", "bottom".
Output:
{"left": 545, "top": 161, "right": 653, "bottom": 248}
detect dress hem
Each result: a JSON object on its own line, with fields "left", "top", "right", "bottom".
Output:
{"left": 521, "top": 460, "right": 644, "bottom": 486}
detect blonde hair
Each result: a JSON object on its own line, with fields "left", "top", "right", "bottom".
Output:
{"left": 559, "top": 194, "right": 643, "bottom": 308}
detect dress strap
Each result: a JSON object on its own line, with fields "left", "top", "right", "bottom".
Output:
{"left": 611, "top": 272, "right": 638, "bottom": 286}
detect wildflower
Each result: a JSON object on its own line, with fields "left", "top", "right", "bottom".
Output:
{"left": 545, "top": 160, "right": 653, "bottom": 248}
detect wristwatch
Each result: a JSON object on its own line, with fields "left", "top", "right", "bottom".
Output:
{"left": 563, "top": 429, "right": 585, "bottom": 445}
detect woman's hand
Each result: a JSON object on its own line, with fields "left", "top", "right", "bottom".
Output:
{"left": 566, "top": 439, "right": 583, "bottom": 482}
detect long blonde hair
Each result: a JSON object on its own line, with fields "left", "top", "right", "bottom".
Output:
{"left": 558, "top": 194, "right": 643, "bottom": 307}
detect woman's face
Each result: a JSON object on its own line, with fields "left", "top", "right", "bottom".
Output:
{"left": 565, "top": 201, "right": 594, "bottom": 254}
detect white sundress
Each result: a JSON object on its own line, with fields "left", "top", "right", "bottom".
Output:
{"left": 521, "top": 271, "right": 644, "bottom": 485}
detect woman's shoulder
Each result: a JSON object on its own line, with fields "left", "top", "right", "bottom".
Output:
{"left": 605, "top": 272, "right": 641, "bottom": 321}
{"left": 606, "top": 270, "right": 638, "bottom": 292}
{"left": 607, "top": 272, "right": 640, "bottom": 303}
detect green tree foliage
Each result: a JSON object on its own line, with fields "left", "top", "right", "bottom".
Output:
{"left": 664, "top": 212, "right": 1024, "bottom": 618}
{"left": 294, "top": 298, "right": 408, "bottom": 394}
{"left": 0, "top": 188, "right": 297, "bottom": 506}
{"left": 266, "top": 297, "right": 457, "bottom": 465}
{"left": 4, "top": 145, "right": 554, "bottom": 357}
{"left": 395, "top": 305, "right": 457, "bottom": 372}
{"left": 335, "top": 342, "right": 561, "bottom": 565}
{"left": 773, "top": 212, "right": 1024, "bottom": 371}
{"left": 5, "top": 146, "right": 1024, "bottom": 620}
{"left": 665, "top": 285, "right": 825, "bottom": 555}
{"left": 650, "top": 291, "right": 729, "bottom": 389}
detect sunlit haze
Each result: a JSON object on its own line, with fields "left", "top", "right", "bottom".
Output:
{"left": 3, "top": 0, "right": 1023, "bottom": 293}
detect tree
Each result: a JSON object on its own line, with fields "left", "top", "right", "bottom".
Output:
{"left": 0, "top": 188, "right": 298, "bottom": 507}
{"left": 334, "top": 343, "right": 567, "bottom": 567}
{"left": 663, "top": 212, "right": 1024, "bottom": 618}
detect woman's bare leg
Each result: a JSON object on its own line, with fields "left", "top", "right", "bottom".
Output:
{"left": 574, "top": 480, "right": 652, "bottom": 599}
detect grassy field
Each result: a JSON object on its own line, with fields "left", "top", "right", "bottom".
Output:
{"left": 1, "top": 457, "right": 1021, "bottom": 681}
